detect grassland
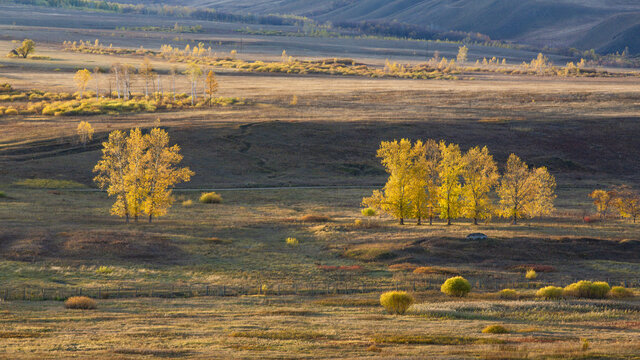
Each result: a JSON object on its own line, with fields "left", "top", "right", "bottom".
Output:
{"left": 0, "top": 8, "right": 640, "bottom": 358}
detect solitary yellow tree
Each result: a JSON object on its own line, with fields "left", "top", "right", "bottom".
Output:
{"left": 74, "top": 69, "right": 92, "bottom": 96}
{"left": 142, "top": 128, "right": 194, "bottom": 223}
{"left": 184, "top": 62, "right": 203, "bottom": 105}
{"left": 93, "top": 130, "right": 131, "bottom": 223}
{"left": 590, "top": 189, "right": 617, "bottom": 223}
{"left": 497, "top": 154, "right": 556, "bottom": 224}
{"left": 205, "top": 70, "right": 218, "bottom": 106}
{"left": 15, "top": 39, "right": 35, "bottom": 58}
{"left": 614, "top": 185, "right": 640, "bottom": 223}
{"left": 77, "top": 121, "right": 94, "bottom": 147}
{"left": 437, "top": 142, "right": 464, "bottom": 225}
{"left": 363, "top": 139, "right": 421, "bottom": 225}
{"left": 461, "top": 146, "right": 499, "bottom": 225}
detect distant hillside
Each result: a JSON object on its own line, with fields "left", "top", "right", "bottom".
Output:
{"left": 179, "top": 0, "right": 640, "bottom": 54}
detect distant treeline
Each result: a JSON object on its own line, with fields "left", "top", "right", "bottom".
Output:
{"left": 336, "top": 21, "right": 492, "bottom": 43}
{"left": 9, "top": 0, "right": 309, "bottom": 26}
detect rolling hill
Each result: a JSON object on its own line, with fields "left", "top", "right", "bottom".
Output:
{"left": 175, "top": 0, "right": 640, "bottom": 54}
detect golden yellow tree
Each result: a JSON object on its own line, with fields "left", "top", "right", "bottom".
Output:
{"left": 77, "top": 121, "right": 94, "bottom": 147}
{"left": 457, "top": 45, "right": 468, "bottom": 63}
{"left": 461, "top": 146, "right": 499, "bottom": 225}
{"left": 590, "top": 189, "right": 617, "bottom": 223}
{"left": 614, "top": 185, "right": 640, "bottom": 223}
{"left": 142, "top": 128, "right": 194, "bottom": 223}
{"left": 15, "top": 39, "right": 35, "bottom": 58}
{"left": 184, "top": 62, "right": 203, "bottom": 105}
{"left": 124, "top": 128, "right": 147, "bottom": 223}
{"left": 205, "top": 70, "right": 218, "bottom": 107}
{"left": 497, "top": 154, "right": 556, "bottom": 224}
{"left": 409, "top": 139, "right": 440, "bottom": 225}
{"left": 93, "top": 130, "right": 130, "bottom": 223}
{"left": 437, "top": 141, "right": 464, "bottom": 225}
{"left": 74, "top": 69, "right": 92, "bottom": 96}
{"left": 363, "top": 139, "right": 421, "bottom": 225}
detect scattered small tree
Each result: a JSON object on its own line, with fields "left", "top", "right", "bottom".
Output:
{"left": 205, "top": 70, "right": 218, "bottom": 106}
{"left": 93, "top": 67, "right": 101, "bottom": 99}
{"left": 456, "top": 45, "right": 468, "bottom": 63}
{"left": 74, "top": 69, "right": 92, "bottom": 96}
{"left": 589, "top": 189, "right": 617, "bottom": 223}
{"left": 614, "top": 185, "right": 640, "bottom": 223}
{"left": 77, "top": 121, "right": 94, "bottom": 147}
{"left": 185, "top": 62, "right": 203, "bottom": 105}
{"left": 15, "top": 39, "right": 36, "bottom": 58}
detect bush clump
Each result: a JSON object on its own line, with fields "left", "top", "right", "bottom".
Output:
{"left": 4, "top": 107, "right": 18, "bottom": 116}
{"left": 441, "top": 276, "right": 471, "bottom": 297}
{"left": 482, "top": 325, "right": 509, "bottom": 334}
{"left": 563, "top": 281, "right": 610, "bottom": 299}
{"left": 64, "top": 296, "right": 97, "bottom": 310}
{"left": 199, "top": 192, "right": 222, "bottom": 204}
{"left": 609, "top": 286, "right": 634, "bottom": 299}
{"left": 380, "top": 291, "right": 414, "bottom": 315}
{"left": 525, "top": 269, "right": 537, "bottom": 280}
{"left": 285, "top": 237, "right": 299, "bottom": 246}
{"left": 536, "top": 286, "right": 564, "bottom": 300}
{"left": 95, "top": 266, "right": 114, "bottom": 274}
{"left": 182, "top": 199, "right": 193, "bottom": 207}
{"left": 361, "top": 207, "right": 377, "bottom": 216}
{"left": 498, "top": 289, "right": 518, "bottom": 300}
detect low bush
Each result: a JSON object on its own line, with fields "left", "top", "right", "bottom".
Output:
{"left": 563, "top": 281, "right": 610, "bottom": 299}
{"left": 380, "top": 291, "right": 414, "bottom": 315}
{"left": 441, "top": 276, "right": 471, "bottom": 297}
{"left": 536, "top": 286, "right": 564, "bottom": 299}
{"left": 199, "top": 192, "right": 222, "bottom": 204}
{"left": 0, "top": 191, "right": 6, "bottom": 198}
{"left": 609, "top": 286, "right": 634, "bottom": 299}
{"left": 498, "top": 289, "right": 518, "bottom": 300}
{"left": 4, "top": 107, "right": 18, "bottom": 115}
{"left": 64, "top": 296, "right": 96, "bottom": 310}
{"left": 285, "top": 237, "right": 299, "bottom": 246}
{"left": 482, "top": 325, "right": 509, "bottom": 334}
{"left": 413, "top": 266, "right": 458, "bottom": 275}
{"left": 525, "top": 269, "right": 537, "bottom": 280}
{"left": 361, "top": 207, "right": 377, "bottom": 216}
{"left": 95, "top": 266, "right": 114, "bottom": 274}
{"left": 299, "top": 214, "right": 330, "bottom": 222}
{"left": 182, "top": 199, "right": 193, "bottom": 207}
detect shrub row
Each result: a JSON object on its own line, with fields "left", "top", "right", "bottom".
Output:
{"left": 536, "top": 281, "right": 634, "bottom": 300}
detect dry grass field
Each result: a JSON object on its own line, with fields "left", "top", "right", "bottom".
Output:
{"left": 1, "top": 5, "right": 640, "bottom": 358}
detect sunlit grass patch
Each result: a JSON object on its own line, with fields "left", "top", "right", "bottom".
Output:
{"left": 15, "top": 178, "right": 86, "bottom": 189}
{"left": 372, "top": 334, "right": 505, "bottom": 345}
{"left": 313, "top": 297, "right": 380, "bottom": 307}
{"left": 229, "top": 329, "right": 332, "bottom": 340}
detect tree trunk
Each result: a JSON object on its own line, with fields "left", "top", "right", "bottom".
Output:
{"left": 429, "top": 215, "right": 433, "bottom": 226}
{"left": 447, "top": 218, "right": 451, "bottom": 226}
{"left": 149, "top": 214, "right": 153, "bottom": 223}
{"left": 473, "top": 217, "right": 478, "bottom": 225}
{"left": 399, "top": 218, "right": 404, "bottom": 225}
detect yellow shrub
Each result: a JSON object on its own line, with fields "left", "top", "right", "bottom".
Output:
{"left": 380, "top": 291, "right": 414, "bottom": 315}
{"left": 65, "top": 296, "right": 97, "bottom": 309}
{"left": 285, "top": 237, "right": 299, "bottom": 246}
{"left": 609, "top": 286, "right": 634, "bottom": 299}
{"left": 498, "top": 289, "right": 518, "bottom": 300}
{"left": 182, "top": 200, "right": 193, "bottom": 207}
{"left": 440, "top": 276, "right": 471, "bottom": 297}
{"left": 361, "top": 207, "right": 377, "bottom": 216}
{"left": 536, "top": 286, "right": 563, "bottom": 299}
{"left": 563, "top": 281, "right": 610, "bottom": 299}
{"left": 199, "top": 192, "right": 222, "bottom": 204}
{"left": 95, "top": 266, "right": 114, "bottom": 274}
{"left": 482, "top": 325, "right": 509, "bottom": 334}
{"left": 4, "top": 107, "right": 18, "bottom": 116}
{"left": 525, "top": 269, "right": 537, "bottom": 280}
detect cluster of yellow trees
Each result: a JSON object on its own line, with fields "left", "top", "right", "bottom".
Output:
{"left": 363, "top": 139, "right": 556, "bottom": 225}
{"left": 93, "top": 128, "right": 193, "bottom": 223}
{"left": 589, "top": 186, "right": 640, "bottom": 223}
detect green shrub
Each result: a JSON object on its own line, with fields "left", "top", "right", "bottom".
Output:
{"left": 563, "top": 281, "right": 610, "bottom": 299}
{"left": 609, "top": 286, "right": 634, "bottom": 299}
{"left": 361, "top": 207, "right": 377, "bottom": 216}
{"left": 482, "top": 325, "right": 509, "bottom": 334}
{"left": 199, "top": 192, "right": 222, "bottom": 204}
{"left": 536, "top": 286, "right": 563, "bottom": 299}
{"left": 525, "top": 269, "right": 537, "bottom": 280}
{"left": 498, "top": 289, "right": 518, "bottom": 300}
{"left": 0, "top": 191, "right": 6, "bottom": 198}
{"left": 64, "top": 296, "right": 96, "bottom": 309}
{"left": 441, "top": 276, "right": 471, "bottom": 297}
{"left": 380, "top": 291, "right": 414, "bottom": 315}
